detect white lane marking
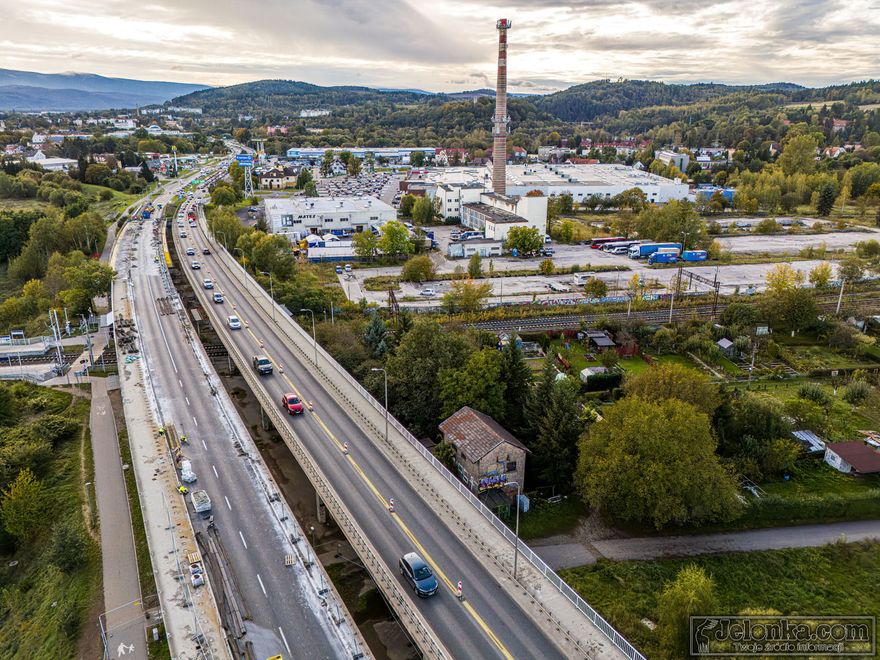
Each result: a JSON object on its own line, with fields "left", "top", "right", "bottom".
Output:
{"left": 239, "top": 530, "right": 248, "bottom": 549}
{"left": 257, "top": 573, "right": 267, "bottom": 597}
{"left": 279, "top": 627, "right": 291, "bottom": 655}
{"left": 146, "top": 277, "right": 178, "bottom": 374}
{"left": 212, "top": 465, "right": 218, "bottom": 478}
{"left": 178, "top": 379, "right": 183, "bottom": 388}
{"left": 185, "top": 396, "right": 190, "bottom": 406}
{"left": 193, "top": 416, "right": 199, "bottom": 427}
{"left": 224, "top": 496, "right": 232, "bottom": 511}
{"left": 201, "top": 439, "right": 207, "bottom": 450}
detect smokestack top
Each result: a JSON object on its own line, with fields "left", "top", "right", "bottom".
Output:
{"left": 496, "top": 18, "right": 511, "bottom": 29}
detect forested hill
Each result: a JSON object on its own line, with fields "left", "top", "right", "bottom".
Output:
{"left": 172, "top": 80, "right": 431, "bottom": 115}
{"left": 536, "top": 80, "right": 806, "bottom": 122}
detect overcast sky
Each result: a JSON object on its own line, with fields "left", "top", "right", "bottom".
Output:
{"left": 2, "top": 0, "right": 879, "bottom": 92}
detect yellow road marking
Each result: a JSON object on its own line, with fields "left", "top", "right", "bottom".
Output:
{"left": 231, "top": 307, "right": 515, "bottom": 659}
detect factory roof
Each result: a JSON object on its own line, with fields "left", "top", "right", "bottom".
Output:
{"left": 462, "top": 202, "right": 527, "bottom": 224}
{"left": 264, "top": 195, "right": 394, "bottom": 216}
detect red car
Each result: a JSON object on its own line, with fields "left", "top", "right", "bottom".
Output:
{"left": 281, "top": 393, "right": 304, "bottom": 415}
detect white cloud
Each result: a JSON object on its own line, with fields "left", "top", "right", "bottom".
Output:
{"left": 0, "top": 0, "right": 877, "bottom": 90}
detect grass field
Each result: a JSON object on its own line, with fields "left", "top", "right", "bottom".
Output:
{"left": 512, "top": 497, "right": 587, "bottom": 540}
{"left": 561, "top": 540, "right": 880, "bottom": 660}
{"left": 549, "top": 339, "right": 700, "bottom": 377}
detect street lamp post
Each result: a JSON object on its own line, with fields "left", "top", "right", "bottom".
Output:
{"left": 508, "top": 480, "right": 522, "bottom": 582}
{"left": 300, "top": 309, "right": 317, "bottom": 366}
{"left": 371, "top": 367, "right": 389, "bottom": 445}
{"left": 260, "top": 271, "right": 275, "bottom": 322}
{"left": 216, "top": 230, "right": 228, "bottom": 251}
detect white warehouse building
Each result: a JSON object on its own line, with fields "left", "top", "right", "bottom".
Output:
{"left": 264, "top": 196, "right": 396, "bottom": 242}
{"left": 502, "top": 163, "right": 689, "bottom": 203}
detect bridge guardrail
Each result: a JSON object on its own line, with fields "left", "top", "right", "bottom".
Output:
{"left": 202, "top": 213, "right": 646, "bottom": 660}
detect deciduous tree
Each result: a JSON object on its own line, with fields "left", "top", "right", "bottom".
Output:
{"left": 658, "top": 565, "right": 718, "bottom": 656}
{"left": 400, "top": 255, "right": 435, "bottom": 282}
{"left": 624, "top": 363, "right": 720, "bottom": 414}
{"left": 1, "top": 467, "right": 45, "bottom": 541}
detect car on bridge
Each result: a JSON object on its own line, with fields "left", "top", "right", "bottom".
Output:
{"left": 212, "top": 292, "right": 224, "bottom": 304}
{"left": 281, "top": 393, "right": 304, "bottom": 415}
{"left": 203, "top": 279, "right": 214, "bottom": 289}
{"left": 186, "top": 247, "right": 195, "bottom": 256}
{"left": 399, "top": 552, "right": 438, "bottom": 598}
{"left": 252, "top": 355, "right": 273, "bottom": 375}
{"left": 227, "top": 315, "right": 241, "bottom": 329}
{"left": 202, "top": 247, "right": 211, "bottom": 255}
{"left": 191, "top": 261, "right": 201, "bottom": 269}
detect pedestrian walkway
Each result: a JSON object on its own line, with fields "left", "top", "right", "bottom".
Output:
{"left": 533, "top": 519, "right": 880, "bottom": 569}
{"left": 90, "top": 377, "right": 147, "bottom": 660}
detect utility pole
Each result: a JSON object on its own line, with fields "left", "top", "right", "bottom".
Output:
{"left": 836, "top": 278, "right": 846, "bottom": 315}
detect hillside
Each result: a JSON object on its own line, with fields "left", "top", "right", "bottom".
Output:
{"left": 0, "top": 68, "right": 208, "bottom": 110}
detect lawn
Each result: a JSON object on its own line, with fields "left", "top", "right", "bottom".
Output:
{"left": 548, "top": 340, "right": 701, "bottom": 378}
{"left": 508, "top": 496, "right": 587, "bottom": 540}
{"left": 560, "top": 541, "right": 880, "bottom": 660}
{"left": 81, "top": 184, "right": 142, "bottom": 218}
{"left": 761, "top": 459, "right": 880, "bottom": 499}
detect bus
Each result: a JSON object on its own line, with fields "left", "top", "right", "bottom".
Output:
{"left": 590, "top": 236, "right": 625, "bottom": 249}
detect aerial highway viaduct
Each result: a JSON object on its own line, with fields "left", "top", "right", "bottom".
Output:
{"left": 169, "top": 193, "right": 643, "bottom": 660}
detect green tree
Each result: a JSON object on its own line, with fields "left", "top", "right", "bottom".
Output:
{"left": 577, "top": 398, "right": 740, "bottom": 529}
{"left": 432, "top": 441, "right": 456, "bottom": 471}
{"left": 808, "top": 262, "right": 833, "bottom": 289}
{"left": 398, "top": 194, "right": 417, "bottom": 217}
{"left": 442, "top": 278, "right": 492, "bottom": 313}
{"left": 623, "top": 363, "right": 720, "bottom": 415}
{"left": 598, "top": 349, "right": 619, "bottom": 370}
{"left": 538, "top": 258, "right": 555, "bottom": 275}
{"left": 1, "top": 467, "right": 45, "bottom": 541}
{"left": 468, "top": 252, "right": 483, "bottom": 278}
{"left": 401, "top": 255, "right": 435, "bottom": 282}
{"left": 210, "top": 184, "right": 237, "bottom": 206}
{"left": 504, "top": 226, "right": 543, "bottom": 255}
{"left": 837, "top": 256, "right": 864, "bottom": 283}
{"left": 412, "top": 196, "right": 435, "bottom": 224}
{"left": 658, "top": 565, "right": 718, "bottom": 657}
{"left": 763, "top": 288, "right": 818, "bottom": 333}
{"left": 816, "top": 183, "right": 836, "bottom": 216}
{"left": 530, "top": 377, "right": 582, "bottom": 489}
{"left": 303, "top": 181, "right": 318, "bottom": 197}
{"left": 377, "top": 221, "right": 413, "bottom": 259}
{"left": 251, "top": 233, "right": 295, "bottom": 279}
{"left": 352, "top": 231, "right": 379, "bottom": 261}
{"left": 583, "top": 277, "right": 608, "bottom": 298}
{"left": 362, "top": 313, "right": 389, "bottom": 357}
{"left": 139, "top": 161, "right": 155, "bottom": 183}
{"left": 386, "top": 321, "right": 473, "bottom": 436}
{"left": 320, "top": 150, "right": 335, "bottom": 177}
{"left": 207, "top": 206, "right": 246, "bottom": 250}
{"left": 410, "top": 151, "right": 426, "bottom": 167}
{"left": 295, "top": 168, "right": 313, "bottom": 190}
{"left": 498, "top": 341, "right": 533, "bottom": 433}
{"left": 778, "top": 134, "right": 819, "bottom": 176}
{"left": 636, "top": 199, "right": 706, "bottom": 249}
{"left": 439, "top": 348, "right": 505, "bottom": 420}
{"left": 347, "top": 157, "right": 362, "bottom": 177}
{"left": 764, "top": 263, "right": 804, "bottom": 295}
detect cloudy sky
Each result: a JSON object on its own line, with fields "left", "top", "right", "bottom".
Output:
{"left": 2, "top": 0, "right": 879, "bottom": 92}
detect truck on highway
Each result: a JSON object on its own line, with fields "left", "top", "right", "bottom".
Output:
{"left": 628, "top": 242, "right": 683, "bottom": 259}
{"left": 190, "top": 489, "right": 211, "bottom": 515}
{"left": 681, "top": 249, "right": 709, "bottom": 262}
{"left": 648, "top": 251, "right": 679, "bottom": 264}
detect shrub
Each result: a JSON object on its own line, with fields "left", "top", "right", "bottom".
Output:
{"left": 798, "top": 382, "right": 830, "bottom": 406}
{"left": 842, "top": 380, "right": 872, "bottom": 405}
{"left": 47, "top": 519, "right": 88, "bottom": 573}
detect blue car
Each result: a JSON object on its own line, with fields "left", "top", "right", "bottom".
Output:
{"left": 399, "top": 552, "right": 438, "bottom": 598}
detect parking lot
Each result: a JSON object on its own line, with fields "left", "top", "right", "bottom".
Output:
{"left": 315, "top": 172, "right": 399, "bottom": 202}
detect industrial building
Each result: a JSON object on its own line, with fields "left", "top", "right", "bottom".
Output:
{"left": 285, "top": 147, "right": 436, "bottom": 165}
{"left": 460, "top": 192, "right": 548, "bottom": 241}
{"left": 264, "top": 196, "right": 396, "bottom": 242}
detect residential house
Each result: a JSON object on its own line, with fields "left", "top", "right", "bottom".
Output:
{"left": 824, "top": 441, "right": 880, "bottom": 475}
{"left": 256, "top": 165, "right": 299, "bottom": 190}
{"left": 585, "top": 330, "right": 616, "bottom": 352}
{"left": 438, "top": 406, "right": 527, "bottom": 496}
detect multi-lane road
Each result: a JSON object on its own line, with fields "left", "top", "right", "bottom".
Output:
{"left": 120, "top": 175, "right": 355, "bottom": 659}
{"left": 174, "top": 202, "right": 598, "bottom": 659}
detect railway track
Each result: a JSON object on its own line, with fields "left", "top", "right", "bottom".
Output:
{"left": 469, "top": 293, "right": 880, "bottom": 332}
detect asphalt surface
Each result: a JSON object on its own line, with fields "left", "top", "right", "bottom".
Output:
{"left": 534, "top": 519, "right": 880, "bottom": 569}
{"left": 90, "top": 377, "right": 147, "bottom": 660}
{"left": 181, "top": 211, "right": 569, "bottom": 659}
{"left": 125, "top": 184, "right": 344, "bottom": 659}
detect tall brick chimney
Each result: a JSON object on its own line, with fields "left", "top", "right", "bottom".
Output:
{"left": 492, "top": 19, "right": 511, "bottom": 196}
